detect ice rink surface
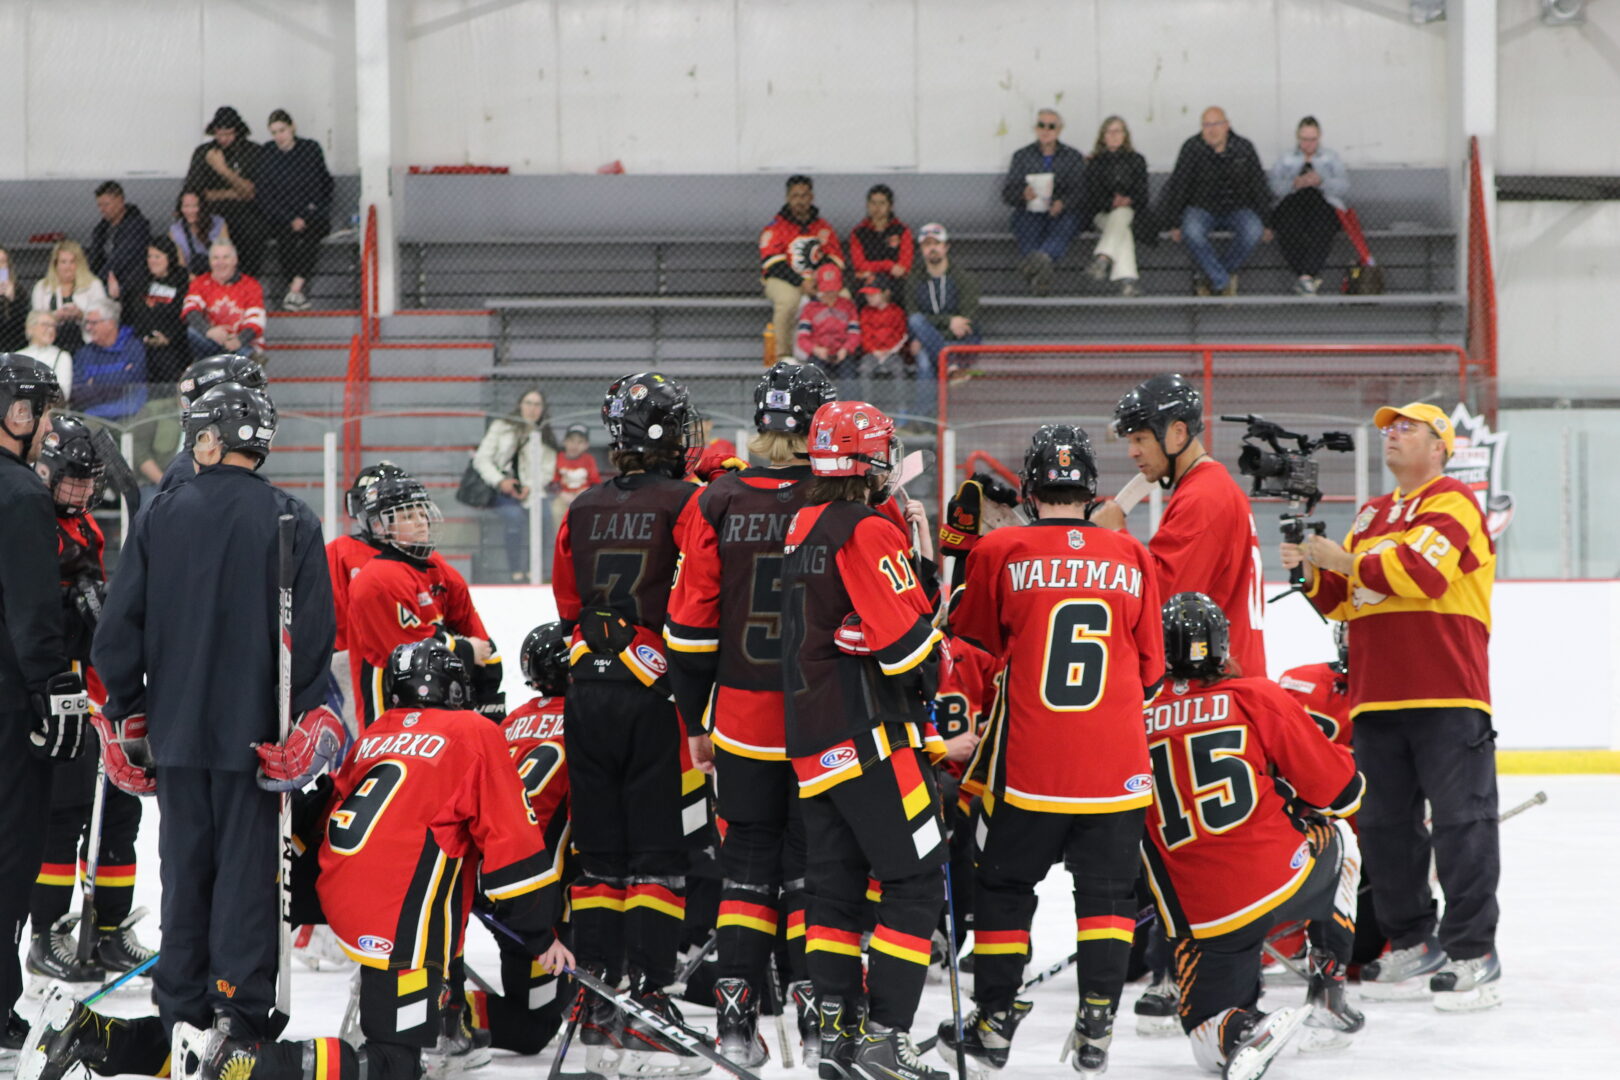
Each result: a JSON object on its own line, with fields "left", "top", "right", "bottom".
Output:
{"left": 34, "top": 773, "right": 1620, "bottom": 1078}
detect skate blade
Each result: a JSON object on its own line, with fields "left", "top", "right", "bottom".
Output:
{"left": 1432, "top": 982, "right": 1503, "bottom": 1013}
{"left": 933, "top": 1045, "right": 993, "bottom": 1080}
{"left": 15, "top": 986, "right": 79, "bottom": 1080}
{"left": 1135, "top": 1013, "right": 1180, "bottom": 1039}
{"left": 1221, "top": 1007, "right": 1308, "bottom": 1080}
{"left": 581, "top": 1043, "right": 623, "bottom": 1076}
{"left": 1356, "top": 978, "right": 1433, "bottom": 1002}
{"left": 617, "top": 1049, "right": 713, "bottom": 1077}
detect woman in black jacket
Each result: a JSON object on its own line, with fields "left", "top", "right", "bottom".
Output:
{"left": 257, "top": 109, "right": 334, "bottom": 312}
{"left": 132, "top": 236, "right": 191, "bottom": 388}
{"left": 1079, "top": 116, "right": 1151, "bottom": 296}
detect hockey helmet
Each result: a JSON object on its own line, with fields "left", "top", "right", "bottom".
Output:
{"left": 1332, "top": 620, "right": 1349, "bottom": 670}
{"left": 183, "top": 383, "right": 277, "bottom": 466}
{"left": 805, "top": 400, "right": 899, "bottom": 481}
{"left": 346, "top": 461, "right": 410, "bottom": 534}
{"left": 385, "top": 638, "right": 471, "bottom": 709}
{"left": 1162, "top": 592, "right": 1230, "bottom": 683}
{"left": 1113, "top": 374, "right": 1204, "bottom": 487}
{"left": 0, "top": 354, "right": 64, "bottom": 442}
{"left": 178, "top": 353, "right": 267, "bottom": 412}
{"left": 754, "top": 361, "right": 836, "bottom": 435}
{"left": 1019, "top": 423, "right": 1098, "bottom": 519}
{"left": 34, "top": 413, "right": 107, "bottom": 515}
{"left": 520, "top": 621, "right": 571, "bottom": 696}
{"left": 361, "top": 472, "right": 443, "bottom": 561}
{"left": 601, "top": 371, "right": 703, "bottom": 478}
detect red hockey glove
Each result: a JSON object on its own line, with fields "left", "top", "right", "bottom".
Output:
{"left": 254, "top": 705, "right": 350, "bottom": 792}
{"left": 691, "top": 444, "right": 745, "bottom": 483}
{"left": 834, "top": 614, "right": 872, "bottom": 656}
{"left": 90, "top": 712, "right": 156, "bottom": 796}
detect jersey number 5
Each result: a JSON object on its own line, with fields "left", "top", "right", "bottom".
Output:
{"left": 1039, "top": 599, "right": 1111, "bottom": 711}
{"left": 328, "top": 761, "right": 408, "bottom": 854}
{"left": 1148, "top": 727, "right": 1258, "bottom": 849}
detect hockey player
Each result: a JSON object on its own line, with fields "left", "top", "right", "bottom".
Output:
{"left": 346, "top": 471, "right": 503, "bottom": 728}
{"left": 664, "top": 361, "right": 836, "bottom": 1067}
{"left": 158, "top": 352, "right": 268, "bottom": 492}
{"left": 944, "top": 424, "right": 1163, "bottom": 1077}
{"left": 91, "top": 382, "right": 339, "bottom": 1045}
{"left": 27, "top": 414, "right": 153, "bottom": 988}
{"left": 22, "top": 638, "right": 556, "bottom": 1080}
{"left": 1143, "top": 593, "right": 1366, "bottom": 1080}
{"left": 1090, "top": 374, "right": 1267, "bottom": 679}
{"left": 780, "top": 400, "right": 947, "bottom": 1080}
{"left": 553, "top": 371, "right": 709, "bottom": 1078}
{"left": 1278, "top": 623, "right": 1352, "bottom": 748}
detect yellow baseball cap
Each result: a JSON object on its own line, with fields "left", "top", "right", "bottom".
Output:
{"left": 1373, "top": 401, "right": 1454, "bottom": 456}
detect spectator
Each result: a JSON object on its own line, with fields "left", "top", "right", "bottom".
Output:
{"left": 904, "top": 223, "right": 980, "bottom": 427}
{"left": 170, "top": 189, "right": 229, "bottom": 277}
{"left": 258, "top": 109, "right": 334, "bottom": 312}
{"left": 131, "top": 236, "right": 192, "bottom": 389}
{"left": 852, "top": 273, "right": 908, "bottom": 407}
{"left": 129, "top": 383, "right": 184, "bottom": 498}
{"left": 473, "top": 387, "right": 559, "bottom": 582}
{"left": 88, "top": 180, "right": 151, "bottom": 305}
{"left": 0, "top": 247, "right": 26, "bottom": 351}
{"left": 1080, "top": 115, "right": 1151, "bottom": 297}
{"left": 73, "top": 298, "right": 148, "bottom": 426}
{"left": 31, "top": 239, "right": 108, "bottom": 348}
{"left": 848, "top": 184, "right": 914, "bottom": 289}
{"left": 759, "top": 174, "right": 846, "bottom": 363}
{"left": 551, "top": 422, "right": 601, "bottom": 519}
{"left": 1001, "top": 108, "right": 1087, "bottom": 295}
{"left": 16, "top": 311, "right": 74, "bottom": 398}
{"left": 1157, "top": 106, "right": 1273, "bottom": 296}
{"left": 795, "top": 262, "right": 862, "bottom": 385}
{"left": 184, "top": 106, "right": 263, "bottom": 275}
{"left": 1269, "top": 115, "right": 1350, "bottom": 296}
{"left": 182, "top": 241, "right": 267, "bottom": 360}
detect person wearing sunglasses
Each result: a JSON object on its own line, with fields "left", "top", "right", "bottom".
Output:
{"left": 1000, "top": 109, "right": 1086, "bottom": 296}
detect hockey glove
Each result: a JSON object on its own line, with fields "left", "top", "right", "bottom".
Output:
{"left": 254, "top": 705, "right": 350, "bottom": 792}
{"left": 833, "top": 613, "right": 871, "bottom": 656}
{"left": 28, "top": 672, "right": 89, "bottom": 761}
{"left": 938, "top": 478, "right": 987, "bottom": 557}
{"left": 579, "top": 609, "right": 637, "bottom": 655}
{"left": 90, "top": 711, "right": 156, "bottom": 795}
{"left": 690, "top": 443, "right": 745, "bottom": 483}
{"left": 474, "top": 691, "right": 508, "bottom": 724}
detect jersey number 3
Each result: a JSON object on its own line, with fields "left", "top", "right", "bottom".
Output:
{"left": 1039, "top": 599, "right": 1111, "bottom": 711}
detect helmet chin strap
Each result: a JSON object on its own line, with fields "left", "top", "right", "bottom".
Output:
{"left": 1156, "top": 428, "right": 1196, "bottom": 490}
{"left": 1, "top": 405, "right": 41, "bottom": 449}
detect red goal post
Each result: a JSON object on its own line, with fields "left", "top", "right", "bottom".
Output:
{"left": 932, "top": 342, "right": 1482, "bottom": 515}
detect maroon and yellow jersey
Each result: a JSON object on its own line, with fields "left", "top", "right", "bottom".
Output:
{"left": 1141, "top": 676, "right": 1363, "bottom": 940}
{"left": 953, "top": 520, "right": 1163, "bottom": 815}
{"left": 502, "top": 696, "right": 571, "bottom": 937}
{"left": 780, "top": 500, "right": 943, "bottom": 794}
{"left": 1306, "top": 475, "right": 1493, "bottom": 718}
{"left": 318, "top": 705, "right": 548, "bottom": 972}
{"left": 664, "top": 465, "right": 814, "bottom": 759}
{"left": 553, "top": 473, "right": 701, "bottom": 688}
{"left": 1150, "top": 460, "right": 1267, "bottom": 678}
{"left": 1277, "top": 662, "right": 1352, "bottom": 747}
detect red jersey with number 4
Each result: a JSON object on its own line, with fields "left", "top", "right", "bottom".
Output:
{"left": 1140, "top": 676, "right": 1363, "bottom": 940}
{"left": 1277, "top": 662, "right": 1353, "bottom": 747}
{"left": 318, "top": 705, "right": 548, "bottom": 972}
{"left": 952, "top": 520, "right": 1163, "bottom": 815}
{"left": 1150, "top": 460, "right": 1267, "bottom": 678}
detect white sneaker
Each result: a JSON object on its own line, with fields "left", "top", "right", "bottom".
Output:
{"left": 1431, "top": 952, "right": 1502, "bottom": 1012}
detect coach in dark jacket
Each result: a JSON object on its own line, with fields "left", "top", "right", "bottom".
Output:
{"left": 94, "top": 383, "right": 333, "bottom": 1040}
{"left": 89, "top": 182, "right": 152, "bottom": 307}
{"left": 1154, "top": 106, "right": 1273, "bottom": 295}
{"left": 1000, "top": 108, "right": 1087, "bottom": 295}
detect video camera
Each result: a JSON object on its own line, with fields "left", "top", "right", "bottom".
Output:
{"left": 1220, "top": 415, "right": 1354, "bottom": 597}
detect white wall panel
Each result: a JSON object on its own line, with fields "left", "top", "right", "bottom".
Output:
{"left": 0, "top": 6, "right": 29, "bottom": 180}
{"left": 1498, "top": 0, "right": 1620, "bottom": 174}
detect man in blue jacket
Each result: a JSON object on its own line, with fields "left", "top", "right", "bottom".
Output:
{"left": 1000, "top": 109, "right": 1086, "bottom": 295}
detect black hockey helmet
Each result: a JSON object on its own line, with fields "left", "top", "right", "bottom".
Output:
{"left": 1162, "top": 591, "right": 1230, "bottom": 683}
{"left": 183, "top": 383, "right": 277, "bottom": 466}
{"left": 520, "top": 621, "right": 571, "bottom": 696}
{"left": 347, "top": 461, "right": 410, "bottom": 533}
{"left": 178, "top": 353, "right": 267, "bottom": 412}
{"left": 34, "top": 413, "right": 107, "bottom": 515}
{"left": 361, "top": 472, "right": 442, "bottom": 560}
{"left": 601, "top": 371, "right": 703, "bottom": 478}
{"left": 1019, "top": 423, "right": 1098, "bottom": 519}
{"left": 1113, "top": 374, "right": 1204, "bottom": 487}
{"left": 754, "top": 361, "right": 836, "bottom": 435}
{"left": 385, "top": 638, "right": 471, "bottom": 709}
{"left": 0, "top": 354, "right": 64, "bottom": 442}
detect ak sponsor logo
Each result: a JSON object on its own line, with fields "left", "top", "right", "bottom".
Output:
{"left": 1123, "top": 773, "right": 1153, "bottom": 794}
{"left": 819, "top": 746, "right": 858, "bottom": 770}
{"left": 358, "top": 934, "right": 394, "bottom": 954}
{"left": 1289, "top": 843, "right": 1309, "bottom": 871}
{"left": 634, "top": 643, "right": 668, "bottom": 675}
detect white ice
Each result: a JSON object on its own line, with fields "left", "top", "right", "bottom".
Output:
{"left": 27, "top": 773, "right": 1619, "bottom": 1078}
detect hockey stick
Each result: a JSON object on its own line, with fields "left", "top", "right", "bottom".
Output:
{"left": 567, "top": 966, "right": 766, "bottom": 1080}
{"left": 274, "top": 513, "right": 296, "bottom": 1030}
{"left": 1499, "top": 790, "right": 1547, "bottom": 822}
{"left": 545, "top": 986, "right": 587, "bottom": 1080}
{"left": 914, "top": 951, "right": 1083, "bottom": 1056}
{"left": 764, "top": 958, "right": 793, "bottom": 1069}
{"left": 82, "top": 952, "right": 159, "bottom": 1006}
{"left": 675, "top": 929, "right": 718, "bottom": 987}
{"left": 940, "top": 863, "right": 968, "bottom": 1080}
{"left": 74, "top": 763, "right": 109, "bottom": 967}
{"left": 463, "top": 961, "right": 498, "bottom": 996}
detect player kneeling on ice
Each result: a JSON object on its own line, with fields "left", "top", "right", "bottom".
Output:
{"left": 1142, "top": 593, "right": 1366, "bottom": 1080}
{"left": 22, "top": 638, "right": 561, "bottom": 1080}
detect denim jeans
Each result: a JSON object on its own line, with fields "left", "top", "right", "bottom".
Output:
{"left": 1009, "top": 208, "right": 1082, "bottom": 261}
{"left": 492, "top": 493, "right": 548, "bottom": 578}
{"left": 906, "top": 313, "right": 980, "bottom": 424}
{"left": 1179, "top": 206, "right": 1264, "bottom": 290}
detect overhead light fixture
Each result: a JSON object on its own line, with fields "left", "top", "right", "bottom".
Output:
{"left": 1541, "top": 0, "right": 1586, "bottom": 25}
{"left": 1410, "top": 0, "right": 1446, "bottom": 24}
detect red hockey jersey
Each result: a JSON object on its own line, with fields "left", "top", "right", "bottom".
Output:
{"left": 1140, "top": 676, "right": 1363, "bottom": 940}
{"left": 502, "top": 696, "right": 571, "bottom": 941}
{"left": 1149, "top": 460, "right": 1267, "bottom": 678}
{"left": 759, "top": 206, "right": 846, "bottom": 286}
{"left": 935, "top": 634, "right": 999, "bottom": 783}
{"left": 181, "top": 272, "right": 266, "bottom": 338}
{"left": 1277, "top": 662, "right": 1353, "bottom": 747}
{"left": 953, "top": 520, "right": 1163, "bottom": 815}
{"left": 319, "top": 705, "right": 549, "bottom": 972}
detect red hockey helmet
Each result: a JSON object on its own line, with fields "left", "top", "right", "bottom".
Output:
{"left": 806, "top": 401, "right": 898, "bottom": 478}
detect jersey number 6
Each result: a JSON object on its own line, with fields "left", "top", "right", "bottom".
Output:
{"left": 1039, "top": 599, "right": 1111, "bottom": 712}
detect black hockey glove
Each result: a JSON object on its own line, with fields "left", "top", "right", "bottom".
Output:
{"left": 579, "top": 609, "right": 637, "bottom": 655}
{"left": 474, "top": 691, "right": 508, "bottom": 724}
{"left": 28, "top": 672, "right": 89, "bottom": 761}
{"left": 71, "top": 577, "right": 105, "bottom": 634}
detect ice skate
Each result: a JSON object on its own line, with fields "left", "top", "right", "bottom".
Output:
{"left": 578, "top": 973, "right": 625, "bottom": 1078}
{"left": 3, "top": 1011, "right": 35, "bottom": 1075}
{"left": 788, "top": 980, "right": 819, "bottom": 1068}
{"left": 26, "top": 929, "right": 105, "bottom": 987}
{"left": 816, "top": 995, "right": 863, "bottom": 1080}
{"left": 170, "top": 1018, "right": 258, "bottom": 1080}
{"left": 1220, "top": 1008, "right": 1308, "bottom": 1080}
{"left": 1358, "top": 937, "right": 1446, "bottom": 1002}
{"left": 422, "top": 998, "right": 492, "bottom": 1079}
{"left": 934, "top": 999, "right": 1031, "bottom": 1074}
{"left": 848, "top": 1023, "right": 944, "bottom": 1080}
{"left": 1058, "top": 996, "right": 1114, "bottom": 1077}
{"left": 15, "top": 986, "right": 110, "bottom": 1080}
{"left": 1299, "top": 951, "right": 1362, "bottom": 1053}
{"left": 711, "top": 978, "right": 766, "bottom": 1068}
{"left": 1430, "top": 952, "right": 1502, "bottom": 1013}
{"left": 1133, "top": 974, "right": 1179, "bottom": 1038}
{"left": 93, "top": 920, "right": 156, "bottom": 975}
{"left": 618, "top": 973, "right": 711, "bottom": 1078}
